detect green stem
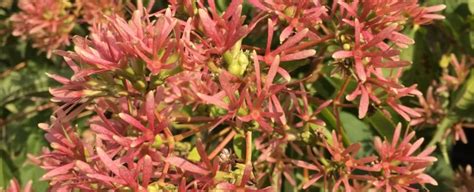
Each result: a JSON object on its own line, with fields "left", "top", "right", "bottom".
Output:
{"left": 428, "top": 115, "right": 458, "bottom": 147}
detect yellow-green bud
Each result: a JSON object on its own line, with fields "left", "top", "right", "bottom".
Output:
{"left": 83, "top": 90, "right": 103, "bottom": 97}
{"left": 343, "top": 43, "right": 351, "bottom": 51}
{"left": 439, "top": 54, "right": 451, "bottom": 68}
{"left": 152, "top": 134, "right": 163, "bottom": 148}
{"left": 283, "top": 6, "right": 297, "bottom": 18}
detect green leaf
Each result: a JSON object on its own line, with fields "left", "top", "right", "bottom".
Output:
{"left": 233, "top": 133, "right": 245, "bottom": 160}
{"left": 18, "top": 164, "right": 48, "bottom": 192}
{"left": 187, "top": 147, "right": 201, "bottom": 162}
{"left": 367, "top": 109, "right": 396, "bottom": 139}
{"left": 340, "top": 112, "right": 373, "bottom": 143}
{"left": 469, "top": 0, "right": 474, "bottom": 13}
{"left": 400, "top": 25, "right": 419, "bottom": 62}
{"left": 428, "top": 115, "right": 458, "bottom": 147}
{"left": 340, "top": 112, "right": 377, "bottom": 156}
{"left": 0, "top": 149, "right": 15, "bottom": 188}
{"left": 425, "top": 152, "right": 455, "bottom": 191}
{"left": 451, "top": 69, "right": 474, "bottom": 116}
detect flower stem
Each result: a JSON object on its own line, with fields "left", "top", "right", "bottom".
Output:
{"left": 209, "top": 129, "right": 237, "bottom": 159}
{"left": 333, "top": 77, "right": 351, "bottom": 145}
{"left": 160, "top": 126, "right": 175, "bottom": 182}
{"left": 245, "top": 131, "right": 252, "bottom": 165}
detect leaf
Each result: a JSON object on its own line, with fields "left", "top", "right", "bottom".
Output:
{"left": 0, "top": 59, "right": 65, "bottom": 106}
{"left": 367, "top": 109, "right": 396, "bottom": 139}
{"left": 0, "top": 150, "right": 15, "bottom": 188}
{"left": 451, "top": 69, "right": 474, "bottom": 116}
{"left": 469, "top": 0, "right": 474, "bottom": 14}
{"left": 399, "top": 25, "right": 419, "bottom": 62}
{"left": 233, "top": 133, "right": 245, "bottom": 160}
{"left": 425, "top": 152, "right": 454, "bottom": 192}
{"left": 18, "top": 164, "right": 48, "bottom": 192}
{"left": 187, "top": 147, "right": 201, "bottom": 162}
{"left": 429, "top": 70, "right": 474, "bottom": 146}
{"left": 340, "top": 112, "right": 374, "bottom": 143}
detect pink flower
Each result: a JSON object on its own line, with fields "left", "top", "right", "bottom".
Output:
{"left": 332, "top": 19, "right": 411, "bottom": 83}
{"left": 77, "top": 0, "right": 126, "bottom": 25}
{"left": 10, "top": 0, "right": 75, "bottom": 57}
{"left": 261, "top": 19, "right": 317, "bottom": 65}
{"left": 442, "top": 54, "right": 470, "bottom": 90}
{"left": 409, "top": 4, "right": 446, "bottom": 25}
{"left": 238, "top": 54, "right": 288, "bottom": 132}
{"left": 5, "top": 179, "right": 32, "bottom": 192}
{"left": 372, "top": 123, "right": 438, "bottom": 191}
{"left": 411, "top": 86, "right": 445, "bottom": 126}
{"left": 197, "top": 0, "right": 254, "bottom": 55}
{"left": 324, "top": 131, "right": 379, "bottom": 191}
{"left": 249, "top": 0, "right": 328, "bottom": 42}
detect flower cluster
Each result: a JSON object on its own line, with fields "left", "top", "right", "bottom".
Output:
{"left": 36, "top": 0, "right": 446, "bottom": 191}
{"left": 293, "top": 125, "right": 437, "bottom": 191}
{"left": 10, "top": 0, "right": 75, "bottom": 57}
{"left": 412, "top": 54, "right": 474, "bottom": 144}
{"left": 9, "top": 0, "right": 127, "bottom": 57}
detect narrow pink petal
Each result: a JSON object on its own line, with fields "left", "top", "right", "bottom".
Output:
{"left": 198, "top": 9, "right": 222, "bottom": 45}
{"left": 75, "top": 160, "right": 95, "bottom": 173}
{"left": 355, "top": 58, "right": 367, "bottom": 82}
{"left": 271, "top": 95, "right": 287, "bottom": 125}
{"left": 252, "top": 51, "right": 262, "bottom": 94}
{"left": 425, "top": 5, "right": 446, "bottom": 12}
{"left": 41, "top": 162, "right": 75, "bottom": 180}
{"left": 142, "top": 155, "right": 152, "bottom": 186}
{"left": 292, "top": 160, "right": 320, "bottom": 171}
{"left": 146, "top": 91, "right": 155, "bottom": 132}
{"left": 215, "top": 182, "right": 237, "bottom": 190}
{"left": 338, "top": 1, "right": 357, "bottom": 16}
{"left": 363, "top": 25, "right": 397, "bottom": 49}
{"left": 332, "top": 51, "right": 353, "bottom": 59}
{"left": 407, "top": 138, "right": 424, "bottom": 156}
{"left": 86, "top": 173, "right": 126, "bottom": 185}
{"left": 96, "top": 147, "right": 122, "bottom": 176}
{"left": 354, "top": 19, "right": 361, "bottom": 47}
{"left": 266, "top": 19, "right": 274, "bottom": 55}
{"left": 392, "top": 123, "right": 402, "bottom": 148}
{"left": 280, "top": 26, "right": 294, "bottom": 43}
{"left": 196, "top": 93, "right": 229, "bottom": 109}
{"left": 45, "top": 73, "right": 70, "bottom": 84}
{"left": 264, "top": 55, "right": 280, "bottom": 91}
{"left": 24, "top": 180, "right": 32, "bottom": 192}
{"left": 165, "top": 156, "right": 210, "bottom": 175}
{"left": 274, "top": 28, "right": 309, "bottom": 54}
{"left": 8, "top": 179, "right": 20, "bottom": 192}
{"left": 358, "top": 86, "right": 369, "bottom": 119}
{"left": 277, "top": 67, "right": 291, "bottom": 82}
{"left": 417, "top": 174, "right": 438, "bottom": 185}
{"left": 247, "top": 0, "right": 269, "bottom": 11}
{"left": 391, "top": 32, "right": 414, "bottom": 45}
{"left": 118, "top": 113, "right": 147, "bottom": 132}
{"left": 302, "top": 174, "right": 323, "bottom": 189}
{"left": 281, "top": 50, "right": 316, "bottom": 61}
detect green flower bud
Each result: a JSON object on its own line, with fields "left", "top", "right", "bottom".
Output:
{"left": 83, "top": 90, "right": 103, "bottom": 97}
{"left": 343, "top": 43, "right": 351, "bottom": 51}
{"left": 224, "top": 40, "right": 249, "bottom": 76}
{"left": 151, "top": 134, "right": 163, "bottom": 148}
{"left": 439, "top": 54, "right": 450, "bottom": 68}
{"left": 284, "top": 6, "right": 297, "bottom": 18}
